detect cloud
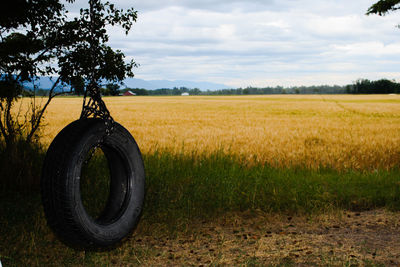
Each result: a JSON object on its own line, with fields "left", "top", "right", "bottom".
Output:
{"left": 129, "top": 0, "right": 278, "bottom": 12}
{"left": 68, "top": 0, "right": 400, "bottom": 87}
{"left": 333, "top": 42, "right": 400, "bottom": 56}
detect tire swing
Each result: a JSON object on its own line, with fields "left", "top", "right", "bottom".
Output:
{"left": 41, "top": 85, "right": 145, "bottom": 249}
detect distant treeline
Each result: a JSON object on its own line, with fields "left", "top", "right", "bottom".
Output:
{"left": 122, "top": 85, "right": 347, "bottom": 96}
{"left": 122, "top": 79, "right": 399, "bottom": 96}
{"left": 27, "top": 78, "right": 399, "bottom": 96}
{"left": 345, "top": 79, "right": 400, "bottom": 94}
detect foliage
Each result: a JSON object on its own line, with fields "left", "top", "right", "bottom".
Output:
{"left": 346, "top": 79, "right": 400, "bottom": 94}
{"left": 120, "top": 85, "right": 349, "bottom": 95}
{"left": 119, "top": 79, "right": 399, "bottom": 95}
{"left": 367, "top": 0, "right": 400, "bottom": 30}
{"left": 58, "top": 0, "right": 137, "bottom": 94}
{"left": 367, "top": 0, "right": 400, "bottom": 15}
{"left": 0, "top": 0, "right": 137, "bottom": 151}
{"left": 0, "top": 0, "right": 73, "bottom": 147}
{"left": 0, "top": 0, "right": 70, "bottom": 80}
{"left": 102, "top": 83, "right": 121, "bottom": 96}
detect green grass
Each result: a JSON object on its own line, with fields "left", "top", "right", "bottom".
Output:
{"left": 80, "top": 148, "right": 112, "bottom": 219}
{"left": 142, "top": 150, "right": 400, "bottom": 224}
{"left": 1, "top": 148, "right": 400, "bottom": 265}
{"left": 0, "top": 139, "right": 45, "bottom": 191}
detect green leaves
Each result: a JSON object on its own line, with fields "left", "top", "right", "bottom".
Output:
{"left": 0, "top": 79, "right": 23, "bottom": 99}
{"left": 58, "top": 0, "right": 138, "bottom": 92}
{"left": 1, "top": 0, "right": 137, "bottom": 92}
{"left": 0, "top": 0, "right": 64, "bottom": 29}
{"left": 0, "top": 0, "right": 137, "bottom": 148}
{"left": 0, "top": 0, "right": 70, "bottom": 82}
{"left": 367, "top": 0, "right": 400, "bottom": 15}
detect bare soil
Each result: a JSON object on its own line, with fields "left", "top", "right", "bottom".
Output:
{"left": 131, "top": 209, "right": 400, "bottom": 266}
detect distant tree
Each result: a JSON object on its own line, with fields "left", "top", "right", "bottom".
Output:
{"left": 172, "top": 87, "right": 180, "bottom": 95}
{"left": 347, "top": 78, "right": 400, "bottom": 94}
{"left": 190, "top": 88, "right": 201, "bottom": 95}
{"left": 100, "top": 87, "right": 108, "bottom": 96}
{"left": 313, "top": 88, "right": 320, "bottom": 94}
{"left": 105, "top": 83, "right": 121, "bottom": 96}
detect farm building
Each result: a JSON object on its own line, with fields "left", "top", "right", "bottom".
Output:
{"left": 123, "top": 90, "right": 136, "bottom": 96}
{"left": 181, "top": 92, "right": 189, "bottom": 96}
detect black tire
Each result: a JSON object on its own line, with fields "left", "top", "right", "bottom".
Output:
{"left": 41, "top": 118, "right": 145, "bottom": 249}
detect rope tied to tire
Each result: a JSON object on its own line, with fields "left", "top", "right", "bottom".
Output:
{"left": 80, "top": 82, "right": 115, "bottom": 165}
{"left": 41, "top": 82, "right": 145, "bottom": 250}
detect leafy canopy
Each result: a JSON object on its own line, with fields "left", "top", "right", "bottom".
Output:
{"left": 367, "top": 0, "right": 400, "bottom": 15}
{"left": 0, "top": 0, "right": 71, "bottom": 85}
{"left": 0, "top": 0, "right": 137, "bottom": 94}
{"left": 58, "top": 0, "right": 138, "bottom": 92}
{"left": 0, "top": 0, "right": 137, "bottom": 145}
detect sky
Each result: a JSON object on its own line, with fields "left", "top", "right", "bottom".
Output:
{"left": 72, "top": 0, "right": 400, "bottom": 87}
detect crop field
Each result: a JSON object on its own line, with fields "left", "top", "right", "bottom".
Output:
{"left": 2, "top": 94, "right": 400, "bottom": 266}
{"left": 43, "top": 94, "right": 400, "bottom": 171}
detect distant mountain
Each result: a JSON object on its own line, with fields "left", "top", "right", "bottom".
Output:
{"left": 23, "top": 77, "right": 67, "bottom": 91}
{"left": 23, "top": 77, "right": 229, "bottom": 91}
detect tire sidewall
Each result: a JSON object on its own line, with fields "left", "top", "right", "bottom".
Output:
{"left": 66, "top": 120, "right": 145, "bottom": 246}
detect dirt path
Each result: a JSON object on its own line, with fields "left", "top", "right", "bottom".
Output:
{"left": 132, "top": 209, "right": 400, "bottom": 266}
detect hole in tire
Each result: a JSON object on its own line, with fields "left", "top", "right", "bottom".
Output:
{"left": 80, "top": 147, "right": 111, "bottom": 221}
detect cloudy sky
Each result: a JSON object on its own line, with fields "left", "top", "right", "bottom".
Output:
{"left": 78, "top": 0, "right": 400, "bottom": 87}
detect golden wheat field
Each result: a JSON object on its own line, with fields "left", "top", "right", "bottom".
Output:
{"left": 38, "top": 94, "right": 400, "bottom": 171}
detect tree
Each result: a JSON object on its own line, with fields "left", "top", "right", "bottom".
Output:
{"left": 347, "top": 78, "right": 400, "bottom": 94}
{"left": 0, "top": 0, "right": 74, "bottom": 148}
{"left": 58, "top": 0, "right": 137, "bottom": 119}
{"left": 0, "top": 0, "right": 137, "bottom": 149}
{"left": 367, "top": 0, "right": 400, "bottom": 15}
{"left": 105, "top": 83, "right": 121, "bottom": 96}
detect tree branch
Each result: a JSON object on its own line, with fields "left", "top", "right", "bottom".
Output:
{"left": 26, "top": 76, "right": 72, "bottom": 142}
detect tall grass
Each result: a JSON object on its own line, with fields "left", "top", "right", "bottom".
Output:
{"left": 142, "top": 150, "right": 400, "bottom": 225}
{"left": 0, "top": 139, "right": 45, "bottom": 191}
{"left": 2, "top": 145, "right": 399, "bottom": 222}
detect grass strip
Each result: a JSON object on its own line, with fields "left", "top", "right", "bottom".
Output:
{"left": 143, "top": 150, "right": 400, "bottom": 225}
